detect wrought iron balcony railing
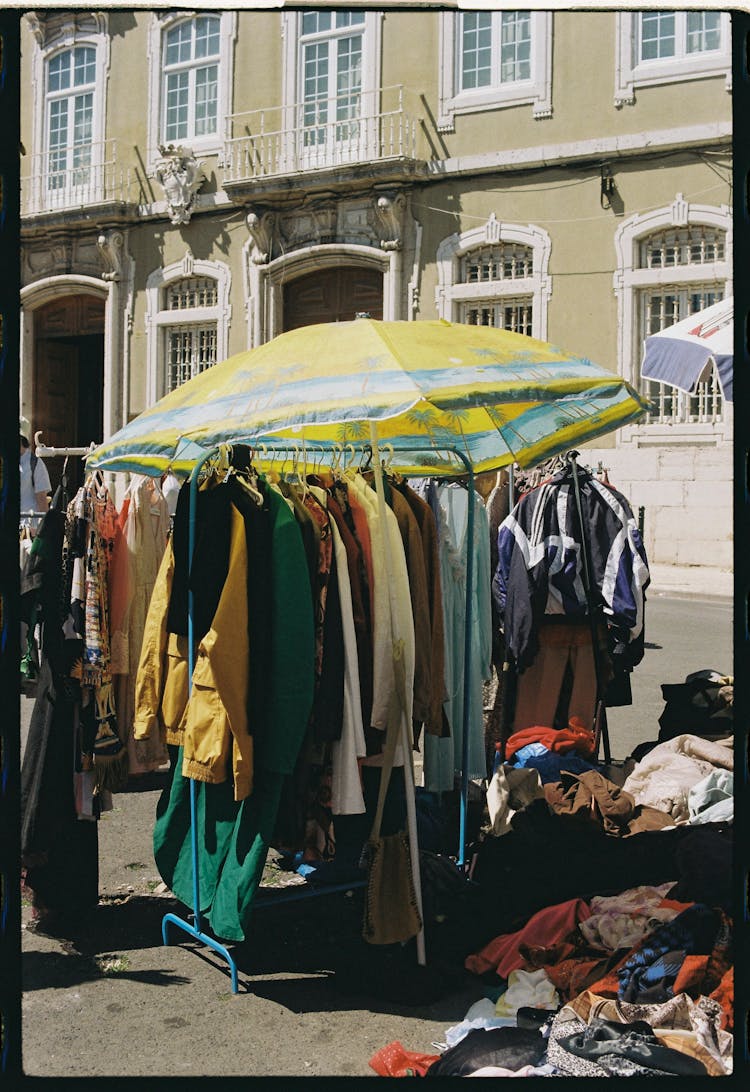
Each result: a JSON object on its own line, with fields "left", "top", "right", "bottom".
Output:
{"left": 21, "top": 139, "right": 139, "bottom": 216}
{"left": 223, "top": 85, "right": 422, "bottom": 184}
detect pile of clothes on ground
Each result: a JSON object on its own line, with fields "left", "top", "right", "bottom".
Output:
{"left": 368, "top": 671, "right": 733, "bottom": 1077}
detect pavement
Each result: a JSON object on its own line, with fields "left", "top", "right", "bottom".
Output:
{"left": 648, "top": 563, "right": 733, "bottom": 600}
{"left": 18, "top": 592, "right": 733, "bottom": 1077}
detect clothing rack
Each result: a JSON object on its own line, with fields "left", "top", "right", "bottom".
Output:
{"left": 162, "top": 439, "right": 478, "bottom": 994}
{"left": 33, "top": 431, "right": 98, "bottom": 459}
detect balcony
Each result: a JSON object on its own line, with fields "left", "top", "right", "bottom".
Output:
{"left": 222, "top": 86, "right": 427, "bottom": 199}
{"left": 21, "top": 139, "right": 142, "bottom": 221}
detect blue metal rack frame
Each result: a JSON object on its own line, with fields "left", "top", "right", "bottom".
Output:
{"left": 160, "top": 442, "right": 477, "bottom": 993}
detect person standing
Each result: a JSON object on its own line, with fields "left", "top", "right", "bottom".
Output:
{"left": 19, "top": 416, "right": 51, "bottom": 533}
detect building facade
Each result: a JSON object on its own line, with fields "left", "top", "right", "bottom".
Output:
{"left": 19, "top": 7, "right": 733, "bottom": 583}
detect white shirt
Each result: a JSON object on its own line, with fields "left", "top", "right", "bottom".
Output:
{"left": 20, "top": 449, "right": 51, "bottom": 530}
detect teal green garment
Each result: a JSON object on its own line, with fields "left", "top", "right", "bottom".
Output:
{"left": 424, "top": 486, "right": 492, "bottom": 792}
{"left": 154, "top": 762, "right": 284, "bottom": 941}
{"left": 153, "top": 484, "right": 315, "bottom": 941}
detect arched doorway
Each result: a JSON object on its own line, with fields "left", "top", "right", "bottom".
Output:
{"left": 283, "top": 266, "right": 383, "bottom": 329}
{"left": 33, "top": 294, "right": 105, "bottom": 493}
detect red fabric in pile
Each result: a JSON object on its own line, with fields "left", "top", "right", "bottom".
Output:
{"left": 369, "top": 1040, "right": 440, "bottom": 1077}
{"left": 465, "top": 897, "right": 592, "bottom": 979}
{"left": 504, "top": 717, "right": 596, "bottom": 761}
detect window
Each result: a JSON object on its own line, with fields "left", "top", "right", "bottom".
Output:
{"left": 457, "top": 243, "right": 534, "bottom": 333}
{"left": 615, "top": 11, "right": 730, "bottom": 105}
{"left": 436, "top": 217, "right": 551, "bottom": 340}
{"left": 636, "top": 231, "right": 726, "bottom": 424}
{"left": 147, "top": 12, "right": 236, "bottom": 169}
{"left": 438, "top": 10, "right": 552, "bottom": 129}
{"left": 163, "top": 277, "right": 218, "bottom": 392}
{"left": 146, "top": 254, "right": 231, "bottom": 405}
{"left": 163, "top": 16, "right": 220, "bottom": 144}
{"left": 45, "top": 46, "right": 96, "bottom": 196}
{"left": 460, "top": 10, "right": 531, "bottom": 90}
{"left": 282, "top": 9, "right": 382, "bottom": 171}
{"left": 613, "top": 197, "right": 731, "bottom": 434}
{"left": 637, "top": 10, "right": 722, "bottom": 63}
{"left": 640, "top": 285, "right": 726, "bottom": 423}
{"left": 26, "top": 13, "right": 110, "bottom": 213}
{"left": 300, "top": 10, "right": 364, "bottom": 149}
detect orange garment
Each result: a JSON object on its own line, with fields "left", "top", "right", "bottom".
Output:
{"left": 505, "top": 717, "right": 596, "bottom": 761}
{"left": 369, "top": 1041, "right": 440, "bottom": 1077}
{"left": 465, "top": 897, "right": 591, "bottom": 979}
{"left": 672, "top": 954, "right": 711, "bottom": 997}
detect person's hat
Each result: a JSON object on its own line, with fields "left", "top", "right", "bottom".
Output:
{"left": 19, "top": 416, "right": 31, "bottom": 443}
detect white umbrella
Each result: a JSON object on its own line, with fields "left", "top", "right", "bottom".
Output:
{"left": 640, "top": 296, "right": 733, "bottom": 402}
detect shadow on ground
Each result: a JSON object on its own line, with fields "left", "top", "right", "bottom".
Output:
{"left": 24, "top": 884, "right": 479, "bottom": 1017}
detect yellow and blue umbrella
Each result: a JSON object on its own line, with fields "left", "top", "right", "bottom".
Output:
{"left": 88, "top": 318, "right": 649, "bottom": 476}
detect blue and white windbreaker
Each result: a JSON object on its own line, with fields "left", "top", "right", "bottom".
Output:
{"left": 492, "top": 466, "right": 650, "bottom": 673}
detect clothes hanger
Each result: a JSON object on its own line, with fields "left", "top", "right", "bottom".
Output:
{"left": 233, "top": 471, "right": 264, "bottom": 507}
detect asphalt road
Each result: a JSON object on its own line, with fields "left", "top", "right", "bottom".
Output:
{"left": 18, "top": 593, "right": 733, "bottom": 1077}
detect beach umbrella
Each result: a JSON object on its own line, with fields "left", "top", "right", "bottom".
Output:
{"left": 640, "top": 296, "right": 733, "bottom": 402}
{"left": 89, "top": 318, "right": 649, "bottom": 477}
{"left": 88, "top": 319, "right": 649, "bottom": 969}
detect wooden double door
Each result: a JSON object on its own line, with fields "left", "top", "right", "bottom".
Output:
{"left": 32, "top": 295, "right": 104, "bottom": 494}
{"left": 283, "top": 266, "right": 383, "bottom": 330}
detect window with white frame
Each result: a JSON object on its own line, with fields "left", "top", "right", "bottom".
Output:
{"left": 163, "top": 16, "right": 220, "bottom": 144}
{"left": 163, "top": 277, "right": 219, "bottom": 393}
{"left": 282, "top": 9, "right": 382, "bottom": 171}
{"left": 636, "top": 228, "right": 727, "bottom": 424}
{"left": 436, "top": 217, "right": 551, "bottom": 340}
{"left": 27, "top": 12, "right": 110, "bottom": 213}
{"left": 45, "top": 46, "right": 97, "bottom": 195}
{"left": 438, "top": 10, "right": 552, "bottom": 129}
{"left": 615, "top": 11, "right": 730, "bottom": 105}
{"left": 613, "top": 198, "right": 731, "bottom": 432}
{"left": 300, "top": 10, "right": 364, "bottom": 148}
{"left": 147, "top": 11, "right": 236, "bottom": 168}
{"left": 146, "top": 255, "right": 231, "bottom": 404}
{"left": 458, "top": 243, "right": 534, "bottom": 334}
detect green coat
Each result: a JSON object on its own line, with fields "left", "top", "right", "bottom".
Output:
{"left": 153, "top": 483, "right": 315, "bottom": 941}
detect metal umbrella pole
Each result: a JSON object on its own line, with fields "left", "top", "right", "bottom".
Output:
{"left": 566, "top": 450, "right": 611, "bottom": 765}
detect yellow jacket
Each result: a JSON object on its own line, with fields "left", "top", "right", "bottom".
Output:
{"left": 134, "top": 503, "right": 253, "bottom": 801}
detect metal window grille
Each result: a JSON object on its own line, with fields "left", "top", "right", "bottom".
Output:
{"left": 639, "top": 284, "right": 725, "bottom": 424}
{"left": 165, "top": 324, "right": 217, "bottom": 392}
{"left": 165, "top": 277, "right": 219, "bottom": 310}
{"left": 638, "top": 226, "right": 725, "bottom": 269}
{"left": 461, "top": 243, "right": 533, "bottom": 283}
{"left": 461, "top": 297, "right": 533, "bottom": 335}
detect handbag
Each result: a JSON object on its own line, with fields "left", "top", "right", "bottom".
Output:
{"left": 361, "top": 666, "right": 422, "bottom": 946}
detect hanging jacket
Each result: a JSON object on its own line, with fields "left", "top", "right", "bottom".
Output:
{"left": 493, "top": 465, "right": 650, "bottom": 674}
{"left": 134, "top": 502, "right": 253, "bottom": 801}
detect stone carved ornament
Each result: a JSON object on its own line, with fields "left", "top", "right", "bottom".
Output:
{"left": 373, "top": 192, "right": 406, "bottom": 251}
{"left": 155, "top": 144, "right": 205, "bottom": 225}
{"left": 246, "top": 190, "right": 409, "bottom": 263}
{"left": 97, "top": 230, "right": 124, "bottom": 281}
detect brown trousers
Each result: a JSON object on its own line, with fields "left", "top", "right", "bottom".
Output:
{"left": 513, "top": 622, "right": 608, "bottom": 733}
